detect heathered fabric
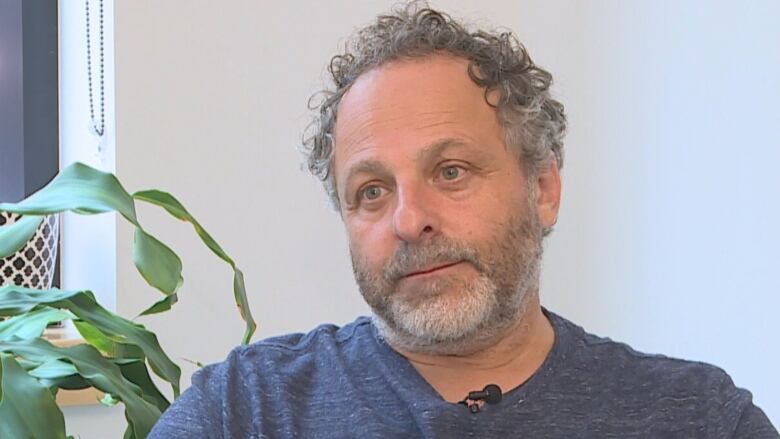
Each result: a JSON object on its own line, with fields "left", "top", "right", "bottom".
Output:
{"left": 149, "top": 310, "right": 778, "bottom": 438}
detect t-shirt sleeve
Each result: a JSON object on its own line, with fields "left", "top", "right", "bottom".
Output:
{"left": 147, "top": 362, "right": 225, "bottom": 438}
{"left": 706, "top": 368, "right": 779, "bottom": 439}
{"left": 732, "top": 403, "right": 779, "bottom": 439}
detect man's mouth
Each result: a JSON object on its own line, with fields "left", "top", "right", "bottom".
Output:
{"left": 404, "top": 261, "right": 462, "bottom": 278}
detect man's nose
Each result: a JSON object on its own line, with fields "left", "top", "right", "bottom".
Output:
{"left": 392, "top": 185, "right": 439, "bottom": 243}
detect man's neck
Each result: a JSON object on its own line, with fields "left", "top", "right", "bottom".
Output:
{"left": 392, "top": 300, "right": 555, "bottom": 403}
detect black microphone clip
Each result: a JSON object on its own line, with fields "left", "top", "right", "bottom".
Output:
{"left": 459, "top": 384, "right": 503, "bottom": 413}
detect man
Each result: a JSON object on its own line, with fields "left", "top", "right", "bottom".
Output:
{"left": 150, "top": 4, "right": 778, "bottom": 438}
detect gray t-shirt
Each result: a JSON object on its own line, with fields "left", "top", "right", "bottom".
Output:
{"left": 149, "top": 310, "right": 778, "bottom": 438}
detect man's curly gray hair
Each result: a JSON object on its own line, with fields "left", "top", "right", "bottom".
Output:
{"left": 302, "top": 2, "right": 567, "bottom": 210}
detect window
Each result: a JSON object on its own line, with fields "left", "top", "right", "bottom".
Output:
{"left": 0, "top": 0, "right": 59, "bottom": 207}
{"left": 0, "top": 0, "right": 60, "bottom": 287}
{"left": 0, "top": 0, "right": 116, "bottom": 310}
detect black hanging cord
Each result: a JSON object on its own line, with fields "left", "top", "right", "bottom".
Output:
{"left": 86, "top": 0, "right": 105, "bottom": 137}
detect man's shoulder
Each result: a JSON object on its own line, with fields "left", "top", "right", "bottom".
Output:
{"left": 197, "top": 316, "right": 375, "bottom": 383}
{"left": 549, "top": 310, "right": 749, "bottom": 407}
{"left": 544, "top": 311, "right": 780, "bottom": 437}
{"left": 149, "top": 317, "right": 388, "bottom": 438}
{"left": 239, "top": 315, "right": 372, "bottom": 355}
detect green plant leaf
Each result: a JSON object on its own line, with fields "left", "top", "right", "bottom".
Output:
{"left": 0, "top": 214, "right": 43, "bottom": 259}
{"left": 73, "top": 320, "right": 145, "bottom": 359}
{"left": 0, "top": 307, "right": 75, "bottom": 341}
{"left": 0, "top": 162, "right": 257, "bottom": 436}
{"left": 39, "top": 373, "right": 91, "bottom": 392}
{"left": 233, "top": 269, "right": 256, "bottom": 345}
{"left": 133, "top": 227, "right": 184, "bottom": 296}
{"left": 0, "top": 286, "right": 181, "bottom": 399}
{"left": 133, "top": 190, "right": 257, "bottom": 343}
{"left": 0, "top": 287, "right": 84, "bottom": 317}
{"left": 0, "top": 338, "right": 161, "bottom": 439}
{"left": 181, "top": 357, "right": 205, "bottom": 368}
{"left": 28, "top": 359, "right": 79, "bottom": 380}
{"left": 0, "top": 162, "right": 139, "bottom": 224}
{"left": 133, "top": 190, "right": 233, "bottom": 263}
{"left": 100, "top": 392, "right": 120, "bottom": 406}
{"left": 117, "top": 360, "right": 170, "bottom": 412}
{"left": 0, "top": 353, "right": 68, "bottom": 439}
{"left": 0, "top": 163, "right": 186, "bottom": 314}
{"left": 138, "top": 293, "right": 178, "bottom": 317}
{"left": 20, "top": 360, "right": 93, "bottom": 404}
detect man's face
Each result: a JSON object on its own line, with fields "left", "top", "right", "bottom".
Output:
{"left": 333, "top": 56, "right": 560, "bottom": 354}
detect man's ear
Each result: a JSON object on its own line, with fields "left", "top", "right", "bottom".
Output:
{"left": 535, "top": 157, "right": 561, "bottom": 231}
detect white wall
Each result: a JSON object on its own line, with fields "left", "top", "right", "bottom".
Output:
{"left": 62, "top": 1, "right": 779, "bottom": 436}
{"left": 529, "top": 0, "right": 780, "bottom": 424}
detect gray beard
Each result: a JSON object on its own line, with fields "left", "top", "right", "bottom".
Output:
{"left": 351, "top": 198, "right": 544, "bottom": 356}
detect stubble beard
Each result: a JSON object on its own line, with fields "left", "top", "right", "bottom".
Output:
{"left": 351, "top": 197, "right": 544, "bottom": 356}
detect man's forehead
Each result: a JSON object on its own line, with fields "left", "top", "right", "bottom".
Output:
{"left": 332, "top": 55, "right": 499, "bottom": 166}
{"left": 337, "top": 55, "right": 475, "bottom": 113}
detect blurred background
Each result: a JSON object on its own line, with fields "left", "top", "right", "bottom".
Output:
{"left": 49, "top": 1, "right": 779, "bottom": 436}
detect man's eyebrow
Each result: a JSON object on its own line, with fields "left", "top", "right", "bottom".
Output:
{"left": 341, "top": 138, "right": 470, "bottom": 195}
{"left": 416, "top": 137, "right": 470, "bottom": 161}
{"left": 343, "top": 160, "right": 393, "bottom": 192}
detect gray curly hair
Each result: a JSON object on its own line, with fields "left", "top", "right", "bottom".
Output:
{"left": 303, "top": 2, "right": 567, "bottom": 210}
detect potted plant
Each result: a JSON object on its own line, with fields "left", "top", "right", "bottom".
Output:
{"left": 0, "top": 162, "right": 256, "bottom": 439}
{"left": 0, "top": 211, "right": 59, "bottom": 291}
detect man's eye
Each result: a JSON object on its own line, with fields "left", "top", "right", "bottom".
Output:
{"left": 441, "top": 165, "right": 463, "bottom": 180}
{"left": 361, "top": 185, "right": 384, "bottom": 201}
